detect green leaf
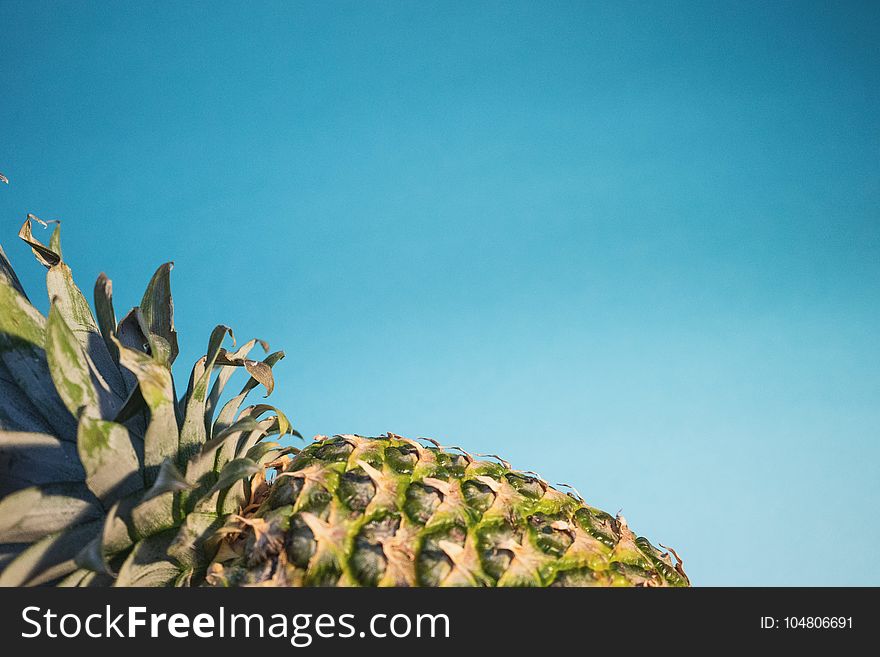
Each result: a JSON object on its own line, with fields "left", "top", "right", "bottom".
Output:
{"left": 205, "top": 338, "right": 268, "bottom": 430}
{"left": 219, "top": 479, "right": 248, "bottom": 516}
{"left": 48, "top": 223, "right": 62, "bottom": 259}
{"left": 139, "top": 263, "right": 179, "bottom": 366}
{"left": 115, "top": 341, "right": 178, "bottom": 484}
{"left": 130, "top": 492, "right": 177, "bottom": 540}
{"left": 209, "top": 457, "right": 260, "bottom": 495}
{"left": 185, "top": 416, "right": 262, "bottom": 483}
{"left": 74, "top": 521, "right": 114, "bottom": 578}
{"left": 21, "top": 218, "right": 126, "bottom": 401}
{"left": 0, "top": 487, "right": 41, "bottom": 535}
{"left": 135, "top": 310, "right": 173, "bottom": 366}
{"left": 178, "top": 356, "right": 206, "bottom": 421}
{"left": 142, "top": 458, "right": 191, "bottom": 502}
{"left": 56, "top": 569, "right": 106, "bottom": 587}
{"left": 244, "top": 441, "right": 283, "bottom": 464}
{"left": 0, "top": 544, "right": 25, "bottom": 570}
{"left": 247, "top": 404, "right": 294, "bottom": 439}
{"left": 213, "top": 402, "right": 294, "bottom": 471}
{"left": 213, "top": 413, "right": 257, "bottom": 473}
{"left": 0, "top": 243, "right": 28, "bottom": 299}
{"left": 177, "top": 326, "right": 233, "bottom": 464}
{"left": 47, "top": 263, "right": 126, "bottom": 404}
{"left": 114, "top": 530, "right": 179, "bottom": 587}
{"left": 167, "top": 512, "right": 222, "bottom": 570}
{"left": 100, "top": 500, "right": 136, "bottom": 554}
{"left": 0, "top": 278, "right": 76, "bottom": 439}
{"left": 0, "top": 363, "right": 56, "bottom": 434}
{"left": 235, "top": 419, "right": 277, "bottom": 462}
{"left": 0, "top": 484, "right": 101, "bottom": 543}
{"left": 213, "top": 350, "right": 285, "bottom": 435}
{"left": 45, "top": 303, "right": 100, "bottom": 417}
{"left": 174, "top": 569, "right": 193, "bottom": 587}
{"left": 74, "top": 502, "right": 132, "bottom": 577}
{"left": 0, "top": 520, "right": 102, "bottom": 586}
{"left": 0, "top": 431, "right": 85, "bottom": 495}
{"left": 113, "top": 384, "right": 147, "bottom": 425}
{"left": 202, "top": 416, "right": 263, "bottom": 459}
{"left": 93, "top": 273, "right": 126, "bottom": 380}
{"left": 77, "top": 415, "right": 143, "bottom": 507}
{"left": 115, "top": 308, "right": 149, "bottom": 355}
{"left": 0, "top": 272, "right": 45, "bottom": 346}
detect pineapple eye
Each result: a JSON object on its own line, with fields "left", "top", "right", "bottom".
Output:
{"left": 338, "top": 468, "right": 377, "bottom": 512}
{"left": 505, "top": 473, "right": 544, "bottom": 499}
{"left": 385, "top": 445, "right": 418, "bottom": 474}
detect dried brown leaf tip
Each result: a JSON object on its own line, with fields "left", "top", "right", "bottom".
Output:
{"left": 659, "top": 543, "right": 689, "bottom": 581}
{"left": 215, "top": 349, "right": 275, "bottom": 395}
{"left": 19, "top": 214, "right": 62, "bottom": 268}
{"left": 247, "top": 469, "right": 271, "bottom": 511}
{"left": 26, "top": 213, "right": 48, "bottom": 227}
{"left": 0, "top": 172, "right": 8, "bottom": 184}
{"left": 206, "top": 562, "right": 227, "bottom": 585}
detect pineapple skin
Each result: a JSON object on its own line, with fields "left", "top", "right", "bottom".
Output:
{"left": 208, "top": 435, "right": 689, "bottom": 587}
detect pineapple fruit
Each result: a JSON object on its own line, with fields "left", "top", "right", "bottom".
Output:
{"left": 0, "top": 218, "right": 688, "bottom": 587}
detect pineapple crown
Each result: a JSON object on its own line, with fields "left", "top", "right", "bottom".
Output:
{"left": 0, "top": 215, "right": 299, "bottom": 586}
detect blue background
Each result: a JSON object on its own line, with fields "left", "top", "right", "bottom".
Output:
{"left": 1, "top": 1, "right": 878, "bottom": 585}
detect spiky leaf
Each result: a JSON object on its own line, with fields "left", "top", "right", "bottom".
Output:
{"left": 139, "top": 263, "right": 179, "bottom": 366}
{"left": 93, "top": 274, "right": 123, "bottom": 374}
{"left": 142, "top": 458, "right": 191, "bottom": 502}
{"left": 177, "top": 325, "right": 233, "bottom": 464}
{"left": 0, "top": 520, "right": 102, "bottom": 586}
{"left": 0, "top": 279, "right": 75, "bottom": 439}
{"left": 0, "top": 244, "right": 27, "bottom": 299}
{"left": 0, "top": 431, "right": 85, "bottom": 495}
{"left": 45, "top": 303, "right": 100, "bottom": 418}
{"left": 18, "top": 217, "right": 61, "bottom": 268}
{"left": 210, "top": 458, "right": 260, "bottom": 495}
{"left": 213, "top": 350, "right": 285, "bottom": 436}
{"left": 0, "top": 484, "right": 100, "bottom": 543}
{"left": 115, "top": 341, "right": 178, "bottom": 484}
{"left": 77, "top": 416, "right": 142, "bottom": 507}
{"left": 115, "top": 531, "right": 179, "bottom": 587}
{"left": 205, "top": 338, "right": 268, "bottom": 431}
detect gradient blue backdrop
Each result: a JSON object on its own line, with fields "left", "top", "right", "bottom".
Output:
{"left": 1, "top": 1, "right": 878, "bottom": 586}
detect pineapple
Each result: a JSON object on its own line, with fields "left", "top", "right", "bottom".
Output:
{"left": 0, "top": 218, "right": 688, "bottom": 587}
{"left": 208, "top": 434, "right": 689, "bottom": 587}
